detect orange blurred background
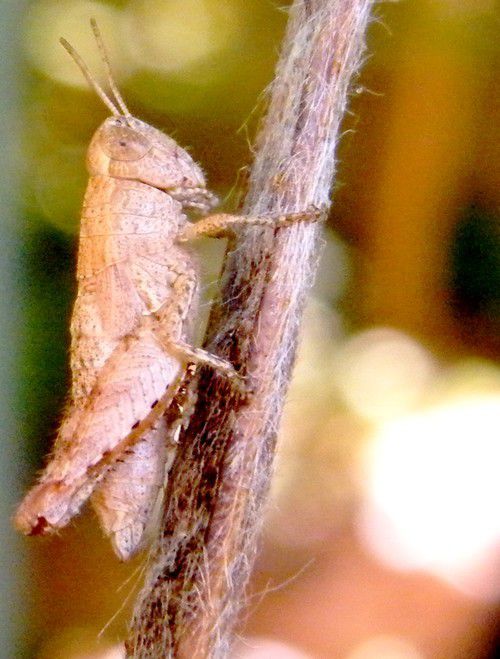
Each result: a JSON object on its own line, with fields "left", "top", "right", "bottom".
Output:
{"left": 0, "top": 0, "right": 498, "bottom": 657}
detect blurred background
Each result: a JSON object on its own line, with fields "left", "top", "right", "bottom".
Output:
{"left": 0, "top": 0, "right": 498, "bottom": 657}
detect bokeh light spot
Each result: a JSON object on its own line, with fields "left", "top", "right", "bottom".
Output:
{"left": 334, "top": 328, "right": 438, "bottom": 422}
{"left": 24, "top": 0, "right": 128, "bottom": 89}
{"left": 346, "top": 635, "right": 424, "bottom": 659}
{"left": 237, "top": 638, "right": 313, "bottom": 659}
{"left": 358, "top": 396, "right": 500, "bottom": 601}
{"left": 125, "top": 0, "right": 242, "bottom": 75}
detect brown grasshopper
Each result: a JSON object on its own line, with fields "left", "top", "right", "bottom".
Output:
{"left": 14, "top": 20, "right": 321, "bottom": 560}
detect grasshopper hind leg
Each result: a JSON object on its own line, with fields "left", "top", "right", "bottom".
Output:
{"left": 91, "top": 417, "right": 176, "bottom": 561}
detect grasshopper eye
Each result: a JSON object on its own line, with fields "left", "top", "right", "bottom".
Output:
{"left": 101, "top": 125, "right": 151, "bottom": 161}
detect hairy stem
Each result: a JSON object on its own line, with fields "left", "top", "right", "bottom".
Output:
{"left": 127, "top": 1, "right": 373, "bottom": 656}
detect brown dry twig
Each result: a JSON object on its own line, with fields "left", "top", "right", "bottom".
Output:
{"left": 127, "top": 0, "right": 374, "bottom": 656}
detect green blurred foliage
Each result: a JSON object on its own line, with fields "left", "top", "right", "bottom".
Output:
{"left": 19, "top": 227, "right": 74, "bottom": 468}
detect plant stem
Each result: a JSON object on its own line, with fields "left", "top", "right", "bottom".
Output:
{"left": 127, "top": 1, "right": 374, "bottom": 656}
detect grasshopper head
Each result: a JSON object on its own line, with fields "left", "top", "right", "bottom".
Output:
{"left": 87, "top": 116, "right": 218, "bottom": 213}
{"left": 61, "top": 21, "right": 218, "bottom": 214}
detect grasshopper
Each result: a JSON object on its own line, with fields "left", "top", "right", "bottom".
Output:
{"left": 14, "top": 20, "right": 321, "bottom": 560}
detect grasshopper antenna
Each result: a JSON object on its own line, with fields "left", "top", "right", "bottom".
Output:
{"left": 90, "top": 18, "right": 132, "bottom": 118}
{"left": 60, "top": 36, "right": 120, "bottom": 116}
